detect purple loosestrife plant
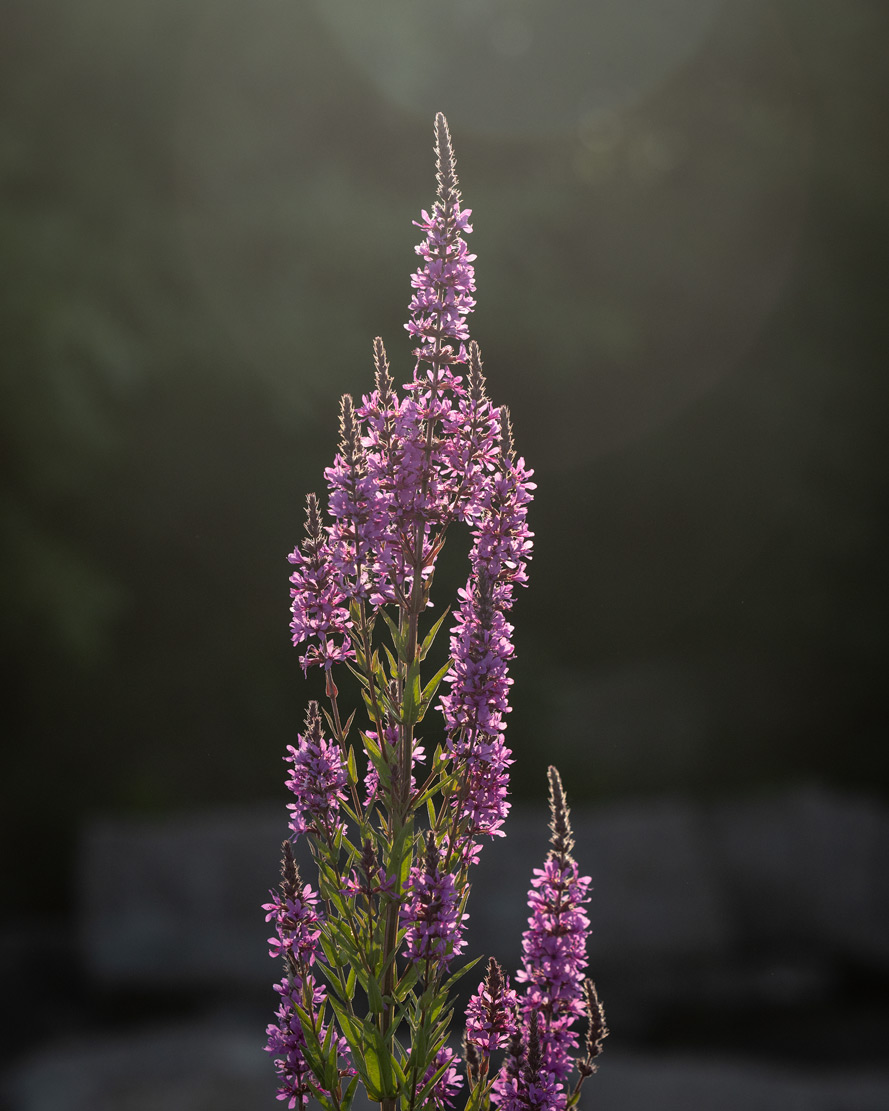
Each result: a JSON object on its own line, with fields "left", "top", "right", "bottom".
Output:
{"left": 267, "top": 115, "right": 606, "bottom": 1111}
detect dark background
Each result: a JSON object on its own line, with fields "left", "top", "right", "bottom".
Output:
{"left": 2, "top": 0, "right": 888, "bottom": 1103}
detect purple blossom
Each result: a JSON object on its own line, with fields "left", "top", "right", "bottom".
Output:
{"left": 492, "top": 1012, "right": 562, "bottom": 1111}
{"left": 288, "top": 494, "right": 353, "bottom": 672}
{"left": 400, "top": 833, "right": 468, "bottom": 966}
{"left": 440, "top": 569, "right": 515, "bottom": 740}
{"left": 440, "top": 568, "right": 515, "bottom": 860}
{"left": 285, "top": 702, "right": 348, "bottom": 841}
{"left": 264, "top": 842, "right": 350, "bottom": 1109}
{"left": 363, "top": 716, "right": 426, "bottom": 808}
{"left": 324, "top": 393, "right": 388, "bottom": 599}
{"left": 417, "top": 1046, "right": 465, "bottom": 1110}
{"left": 465, "top": 957, "right": 518, "bottom": 1057}
{"left": 470, "top": 422, "right": 536, "bottom": 594}
{"left": 514, "top": 769, "right": 591, "bottom": 1083}
{"left": 439, "top": 343, "right": 502, "bottom": 523}
{"left": 405, "top": 116, "right": 476, "bottom": 384}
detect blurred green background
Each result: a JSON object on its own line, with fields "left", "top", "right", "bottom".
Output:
{"left": 2, "top": 0, "right": 888, "bottom": 918}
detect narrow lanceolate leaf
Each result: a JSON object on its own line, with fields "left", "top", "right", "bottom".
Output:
{"left": 420, "top": 606, "right": 450, "bottom": 660}
{"left": 417, "top": 657, "right": 452, "bottom": 721}
{"left": 339, "top": 1075, "right": 359, "bottom": 1111}
{"left": 366, "top": 972, "right": 385, "bottom": 1014}
{"left": 401, "top": 657, "right": 424, "bottom": 727}
{"left": 380, "top": 608, "right": 408, "bottom": 663}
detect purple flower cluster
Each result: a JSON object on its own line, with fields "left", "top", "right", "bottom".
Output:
{"left": 264, "top": 843, "right": 350, "bottom": 1110}
{"left": 271, "top": 115, "right": 605, "bottom": 1111}
{"left": 516, "top": 856, "right": 590, "bottom": 1081}
{"left": 465, "top": 957, "right": 518, "bottom": 1057}
{"left": 285, "top": 115, "right": 534, "bottom": 880}
{"left": 418, "top": 1046, "right": 465, "bottom": 1110}
{"left": 285, "top": 702, "right": 348, "bottom": 841}
{"left": 288, "top": 116, "right": 527, "bottom": 659}
{"left": 510, "top": 768, "right": 591, "bottom": 1096}
{"left": 288, "top": 493, "right": 353, "bottom": 673}
{"left": 400, "top": 833, "right": 468, "bottom": 966}
{"left": 287, "top": 117, "right": 493, "bottom": 641}
{"left": 493, "top": 1013, "right": 561, "bottom": 1111}
{"left": 362, "top": 715, "right": 425, "bottom": 809}
{"left": 440, "top": 420, "right": 535, "bottom": 857}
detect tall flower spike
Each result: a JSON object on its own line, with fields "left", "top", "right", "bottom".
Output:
{"left": 407, "top": 114, "right": 476, "bottom": 386}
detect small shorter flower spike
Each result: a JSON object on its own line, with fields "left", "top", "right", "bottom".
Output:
{"left": 499, "top": 407, "right": 516, "bottom": 464}
{"left": 434, "top": 112, "right": 460, "bottom": 209}
{"left": 465, "top": 956, "right": 518, "bottom": 1056}
{"left": 463, "top": 1033, "right": 480, "bottom": 1085}
{"left": 524, "top": 1010, "right": 542, "bottom": 1083}
{"left": 280, "top": 839, "right": 300, "bottom": 897}
{"left": 372, "top": 336, "right": 395, "bottom": 407}
{"left": 304, "top": 492, "right": 322, "bottom": 545}
{"left": 467, "top": 341, "right": 488, "bottom": 405}
{"left": 582, "top": 978, "right": 609, "bottom": 1069}
{"left": 547, "top": 764, "right": 574, "bottom": 858}
{"left": 339, "top": 393, "right": 358, "bottom": 455}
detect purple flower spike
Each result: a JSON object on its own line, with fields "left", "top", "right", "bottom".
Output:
{"left": 401, "top": 832, "right": 468, "bottom": 966}
{"left": 471, "top": 412, "right": 536, "bottom": 596}
{"left": 324, "top": 393, "right": 387, "bottom": 599}
{"left": 416, "top": 1046, "right": 465, "bottom": 1110}
{"left": 514, "top": 768, "right": 592, "bottom": 1085}
{"left": 465, "top": 957, "right": 518, "bottom": 1057}
{"left": 491, "top": 1012, "right": 561, "bottom": 1111}
{"left": 406, "top": 113, "right": 477, "bottom": 386}
{"left": 285, "top": 701, "right": 348, "bottom": 841}
{"left": 264, "top": 842, "right": 351, "bottom": 1110}
{"left": 441, "top": 568, "right": 515, "bottom": 740}
{"left": 288, "top": 493, "right": 354, "bottom": 673}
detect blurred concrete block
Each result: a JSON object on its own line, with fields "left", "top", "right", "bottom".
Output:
{"left": 79, "top": 805, "right": 299, "bottom": 987}
{"left": 78, "top": 787, "right": 889, "bottom": 994}
{"left": 6, "top": 1022, "right": 275, "bottom": 1111}
{"left": 591, "top": 1052, "right": 889, "bottom": 1111}
{"left": 9, "top": 1029, "right": 889, "bottom": 1111}
{"left": 78, "top": 798, "right": 729, "bottom": 991}
{"left": 455, "top": 798, "right": 730, "bottom": 979}
{"left": 576, "top": 799, "right": 732, "bottom": 963}
{"left": 709, "top": 786, "right": 889, "bottom": 967}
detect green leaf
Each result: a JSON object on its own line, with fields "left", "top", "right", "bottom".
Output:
{"left": 401, "top": 657, "right": 423, "bottom": 727}
{"left": 381, "top": 609, "right": 407, "bottom": 663}
{"left": 340, "top": 1076, "right": 360, "bottom": 1111}
{"left": 386, "top": 819, "right": 415, "bottom": 887}
{"left": 420, "top": 606, "right": 450, "bottom": 660}
{"left": 417, "top": 657, "right": 452, "bottom": 722}
{"left": 441, "top": 954, "right": 483, "bottom": 995}
{"left": 394, "top": 961, "right": 420, "bottom": 1001}
{"left": 366, "top": 973, "right": 385, "bottom": 1014}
